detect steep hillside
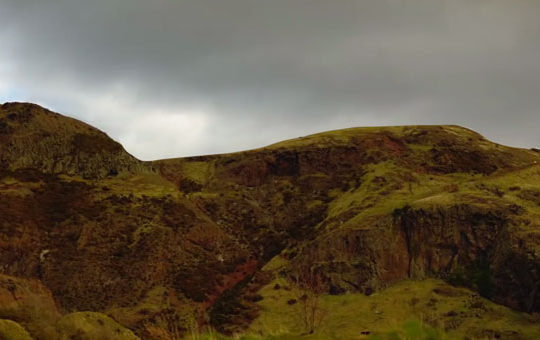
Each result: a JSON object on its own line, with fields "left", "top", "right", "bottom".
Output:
{"left": 0, "top": 102, "right": 539, "bottom": 339}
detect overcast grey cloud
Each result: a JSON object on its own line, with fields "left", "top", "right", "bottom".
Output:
{"left": 1, "top": 0, "right": 539, "bottom": 160}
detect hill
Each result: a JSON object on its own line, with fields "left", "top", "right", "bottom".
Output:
{"left": 0, "top": 102, "right": 151, "bottom": 178}
{"left": 0, "top": 102, "right": 539, "bottom": 339}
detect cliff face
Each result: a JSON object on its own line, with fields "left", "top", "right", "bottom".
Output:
{"left": 290, "top": 204, "right": 540, "bottom": 312}
{"left": 0, "top": 102, "right": 539, "bottom": 338}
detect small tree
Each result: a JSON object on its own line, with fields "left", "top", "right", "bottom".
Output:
{"left": 294, "top": 266, "right": 326, "bottom": 334}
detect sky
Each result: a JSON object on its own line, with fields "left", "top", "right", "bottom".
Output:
{"left": 0, "top": 0, "right": 539, "bottom": 160}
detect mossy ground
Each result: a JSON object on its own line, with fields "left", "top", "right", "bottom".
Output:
{"left": 0, "top": 319, "right": 33, "bottom": 340}
{"left": 326, "top": 161, "right": 540, "bottom": 231}
{"left": 56, "top": 312, "right": 140, "bottom": 340}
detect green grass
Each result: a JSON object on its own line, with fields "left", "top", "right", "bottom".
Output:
{"left": 322, "top": 158, "right": 540, "bottom": 234}
{"left": 247, "top": 278, "right": 540, "bottom": 340}
{"left": 56, "top": 312, "right": 140, "bottom": 340}
{"left": 181, "top": 161, "right": 216, "bottom": 184}
{"left": 98, "top": 173, "right": 179, "bottom": 197}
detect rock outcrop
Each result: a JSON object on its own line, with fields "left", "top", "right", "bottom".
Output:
{"left": 288, "top": 203, "right": 540, "bottom": 312}
{"left": 0, "top": 274, "right": 60, "bottom": 339}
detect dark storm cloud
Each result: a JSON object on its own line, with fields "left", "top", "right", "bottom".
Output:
{"left": 1, "top": 0, "right": 539, "bottom": 159}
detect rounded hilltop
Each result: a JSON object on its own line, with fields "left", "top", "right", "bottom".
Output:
{"left": 0, "top": 102, "right": 152, "bottom": 179}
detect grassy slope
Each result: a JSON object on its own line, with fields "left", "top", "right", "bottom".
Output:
{"left": 180, "top": 275, "right": 540, "bottom": 340}
{"left": 248, "top": 274, "right": 540, "bottom": 339}
{"left": 170, "top": 124, "right": 540, "bottom": 234}
{"left": 328, "top": 162, "right": 540, "bottom": 229}
{"left": 2, "top": 119, "right": 540, "bottom": 339}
